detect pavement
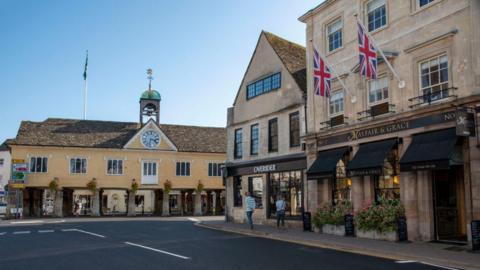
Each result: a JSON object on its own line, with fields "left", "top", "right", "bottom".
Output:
{"left": 0, "top": 216, "right": 465, "bottom": 270}
{"left": 197, "top": 220, "right": 480, "bottom": 270}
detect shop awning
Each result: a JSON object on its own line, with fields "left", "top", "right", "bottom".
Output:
{"left": 400, "top": 128, "right": 459, "bottom": 171}
{"left": 307, "top": 147, "right": 350, "bottom": 179}
{"left": 347, "top": 139, "right": 398, "bottom": 177}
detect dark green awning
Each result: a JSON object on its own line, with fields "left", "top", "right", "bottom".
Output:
{"left": 307, "top": 147, "right": 350, "bottom": 179}
{"left": 347, "top": 139, "right": 397, "bottom": 177}
{"left": 400, "top": 128, "right": 459, "bottom": 171}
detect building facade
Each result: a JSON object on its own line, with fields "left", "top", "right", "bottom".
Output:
{"left": 300, "top": 0, "right": 480, "bottom": 242}
{"left": 0, "top": 141, "right": 12, "bottom": 203}
{"left": 6, "top": 85, "right": 226, "bottom": 218}
{"left": 225, "top": 32, "right": 307, "bottom": 226}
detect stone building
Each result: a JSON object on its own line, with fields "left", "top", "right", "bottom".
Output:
{"left": 6, "top": 80, "right": 226, "bottom": 217}
{"left": 299, "top": 0, "right": 480, "bottom": 242}
{"left": 0, "top": 140, "right": 12, "bottom": 203}
{"left": 225, "top": 31, "right": 307, "bottom": 226}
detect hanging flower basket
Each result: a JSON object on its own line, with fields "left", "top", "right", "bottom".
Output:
{"left": 164, "top": 180, "right": 172, "bottom": 194}
{"left": 86, "top": 178, "right": 97, "bottom": 193}
{"left": 196, "top": 180, "right": 204, "bottom": 193}
{"left": 131, "top": 181, "right": 139, "bottom": 194}
{"left": 48, "top": 177, "right": 59, "bottom": 193}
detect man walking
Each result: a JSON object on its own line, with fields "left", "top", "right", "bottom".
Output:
{"left": 275, "top": 196, "right": 286, "bottom": 228}
{"left": 245, "top": 192, "right": 256, "bottom": 230}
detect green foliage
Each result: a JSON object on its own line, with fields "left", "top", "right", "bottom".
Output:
{"left": 86, "top": 178, "right": 97, "bottom": 193}
{"left": 48, "top": 177, "right": 59, "bottom": 193}
{"left": 354, "top": 199, "right": 405, "bottom": 233}
{"left": 312, "top": 201, "right": 352, "bottom": 227}
{"left": 163, "top": 180, "right": 172, "bottom": 194}
{"left": 131, "top": 181, "right": 139, "bottom": 194}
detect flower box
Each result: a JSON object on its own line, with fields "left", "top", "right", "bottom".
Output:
{"left": 356, "top": 230, "right": 397, "bottom": 241}
{"left": 322, "top": 224, "right": 345, "bottom": 236}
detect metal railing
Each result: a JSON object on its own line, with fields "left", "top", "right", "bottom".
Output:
{"left": 408, "top": 87, "right": 457, "bottom": 108}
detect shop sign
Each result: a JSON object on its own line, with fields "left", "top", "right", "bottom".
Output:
{"left": 12, "top": 159, "right": 25, "bottom": 164}
{"left": 12, "top": 163, "right": 28, "bottom": 181}
{"left": 347, "top": 168, "right": 382, "bottom": 177}
{"left": 9, "top": 183, "right": 25, "bottom": 189}
{"left": 253, "top": 164, "right": 276, "bottom": 173}
{"left": 455, "top": 109, "right": 475, "bottom": 137}
{"left": 318, "top": 111, "right": 456, "bottom": 147}
{"left": 344, "top": 214, "right": 355, "bottom": 237}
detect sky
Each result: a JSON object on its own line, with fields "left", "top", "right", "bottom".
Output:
{"left": 0, "top": 0, "right": 320, "bottom": 143}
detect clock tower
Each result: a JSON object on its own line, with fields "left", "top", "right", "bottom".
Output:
{"left": 140, "top": 68, "right": 161, "bottom": 126}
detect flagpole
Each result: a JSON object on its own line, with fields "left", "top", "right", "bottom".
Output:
{"left": 83, "top": 78, "right": 88, "bottom": 120}
{"left": 355, "top": 16, "right": 405, "bottom": 89}
{"left": 315, "top": 46, "right": 356, "bottom": 103}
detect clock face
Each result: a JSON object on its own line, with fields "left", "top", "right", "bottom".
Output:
{"left": 141, "top": 130, "right": 160, "bottom": 149}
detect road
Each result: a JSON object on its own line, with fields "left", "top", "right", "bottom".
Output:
{"left": 0, "top": 219, "right": 455, "bottom": 270}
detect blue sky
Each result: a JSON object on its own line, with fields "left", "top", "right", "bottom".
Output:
{"left": 0, "top": 0, "right": 320, "bottom": 143}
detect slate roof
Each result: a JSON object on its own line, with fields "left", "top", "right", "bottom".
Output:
{"left": 263, "top": 31, "right": 307, "bottom": 93}
{"left": 0, "top": 139, "right": 14, "bottom": 151}
{"left": 12, "top": 118, "right": 226, "bottom": 153}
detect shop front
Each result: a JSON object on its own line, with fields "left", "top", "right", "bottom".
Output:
{"left": 226, "top": 153, "right": 306, "bottom": 227}
{"left": 305, "top": 107, "right": 479, "bottom": 243}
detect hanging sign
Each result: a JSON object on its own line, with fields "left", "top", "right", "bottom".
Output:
{"left": 456, "top": 109, "right": 475, "bottom": 137}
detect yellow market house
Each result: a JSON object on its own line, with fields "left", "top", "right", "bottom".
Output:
{"left": 6, "top": 86, "right": 226, "bottom": 217}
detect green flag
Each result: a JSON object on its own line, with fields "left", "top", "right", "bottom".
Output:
{"left": 83, "top": 50, "right": 88, "bottom": 80}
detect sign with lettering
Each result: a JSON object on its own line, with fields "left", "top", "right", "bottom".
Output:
{"left": 318, "top": 111, "right": 456, "bottom": 147}
{"left": 344, "top": 214, "right": 355, "bottom": 236}
{"left": 12, "top": 159, "right": 25, "bottom": 164}
{"left": 253, "top": 164, "right": 276, "bottom": 173}
{"left": 397, "top": 217, "right": 408, "bottom": 242}
{"left": 456, "top": 109, "right": 475, "bottom": 137}
{"left": 348, "top": 168, "right": 383, "bottom": 177}
{"left": 303, "top": 212, "right": 312, "bottom": 232}
{"left": 472, "top": 220, "right": 480, "bottom": 251}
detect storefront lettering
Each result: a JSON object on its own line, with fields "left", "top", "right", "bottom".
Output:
{"left": 253, "top": 164, "right": 276, "bottom": 173}
{"left": 348, "top": 122, "right": 409, "bottom": 141}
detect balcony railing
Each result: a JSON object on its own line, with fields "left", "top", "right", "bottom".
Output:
{"left": 408, "top": 87, "right": 457, "bottom": 108}
{"left": 357, "top": 102, "right": 395, "bottom": 121}
{"left": 320, "top": 115, "right": 348, "bottom": 130}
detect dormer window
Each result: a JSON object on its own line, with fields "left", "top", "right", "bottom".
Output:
{"left": 246, "top": 73, "right": 281, "bottom": 100}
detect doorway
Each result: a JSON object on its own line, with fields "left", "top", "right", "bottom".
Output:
{"left": 432, "top": 167, "right": 467, "bottom": 242}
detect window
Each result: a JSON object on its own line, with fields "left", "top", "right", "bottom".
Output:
{"left": 246, "top": 73, "right": 281, "bottom": 99}
{"left": 208, "top": 163, "right": 223, "bottom": 177}
{"left": 289, "top": 112, "right": 300, "bottom": 147}
{"left": 366, "top": 0, "right": 386, "bottom": 32}
{"left": 418, "top": 0, "right": 434, "bottom": 8}
{"left": 327, "top": 18, "right": 342, "bottom": 52}
{"left": 375, "top": 149, "right": 400, "bottom": 203}
{"left": 248, "top": 177, "right": 263, "bottom": 209}
{"left": 250, "top": 124, "right": 259, "bottom": 155}
{"left": 420, "top": 54, "right": 449, "bottom": 102}
{"left": 268, "top": 118, "right": 278, "bottom": 152}
{"left": 268, "top": 171, "right": 302, "bottom": 218}
{"left": 368, "top": 77, "right": 389, "bottom": 104}
{"left": 233, "top": 176, "right": 243, "bottom": 207}
{"left": 70, "top": 158, "right": 86, "bottom": 174}
{"left": 329, "top": 91, "right": 344, "bottom": 115}
{"left": 176, "top": 162, "right": 191, "bottom": 176}
{"left": 332, "top": 159, "right": 351, "bottom": 205}
{"left": 107, "top": 159, "right": 123, "bottom": 175}
{"left": 30, "top": 157, "right": 48, "bottom": 173}
{"left": 234, "top": 128, "right": 243, "bottom": 159}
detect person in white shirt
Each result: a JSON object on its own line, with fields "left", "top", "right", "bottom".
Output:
{"left": 275, "top": 196, "right": 286, "bottom": 228}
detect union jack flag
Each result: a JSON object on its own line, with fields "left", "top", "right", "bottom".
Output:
{"left": 357, "top": 22, "right": 377, "bottom": 79}
{"left": 313, "top": 48, "right": 331, "bottom": 97}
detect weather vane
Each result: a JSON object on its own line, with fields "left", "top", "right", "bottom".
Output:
{"left": 147, "top": 68, "right": 154, "bottom": 91}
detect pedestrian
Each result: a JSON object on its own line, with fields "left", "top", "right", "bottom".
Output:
{"left": 74, "top": 201, "right": 80, "bottom": 217}
{"left": 275, "top": 196, "right": 286, "bottom": 228}
{"left": 244, "top": 192, "right": 256, "bottom": 230}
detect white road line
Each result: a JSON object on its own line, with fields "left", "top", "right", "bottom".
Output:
{"left": 13, "top": 231, "right": 31, "bottom": 234}
{"left": 395, "top": 260, "right": 417, "bottom": 264}
{"left": 48, "top": 219, "right": 66, "bottom": 223}
{"left": 38, "top": 230, "right": 54, "bottom": 233}
{"left": 419, "top": 262, "right": 459, "bottom": 270}
{"left": 61, "top": 229, "right": 77, "bottom": 232}
{"left": 10, "top": 220, "right": 44, "bottom": 224}
{"left": 124, "top": 242, "right": 190, "bottom": 260}
{"left": 188, "top": 218, "right": 200, "bottom": 223}
{"left": 70, "top": 229, "right": 106, "bottom": 238}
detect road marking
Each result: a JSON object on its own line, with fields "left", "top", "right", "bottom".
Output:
{"left": 396, "top": 260, "right": 458, "bottom": 270}
{"left": 61, "top": 229, "right": 77, "bottom": 232}
{"left": 188, "top": 218, "right": 200, "bottom": 223}
{"left": 38, "top": 230, "right": 54, "bottom": 233}
{"left": 74, "top": 229, "right": 106, "bottom": 238}
{"left": 13, "top": 231, "right": 31, "bottom": 234}
{"left": 48, "top": 219, "right": 65, "bottom": 223}
{"left": 10, "top": 220, "right": 44, "bottom": 224}
{"left": 124, "top": 242, "right": 190, "bottom": 260}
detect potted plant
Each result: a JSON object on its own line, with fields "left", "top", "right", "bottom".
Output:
{"left": 86, "top": 178, "right": 97, "bottom": 193}
{"left": 48, "top": 177, "right": 59, "bottom": 194}
{"left": 312, "top": 201, "right": 352, "bottom": 236}
{"left": 354, "top": 199, "right": 405, "bottom": 241}
{"left": 131, "top": 180, "right": 139, "bottom": 194}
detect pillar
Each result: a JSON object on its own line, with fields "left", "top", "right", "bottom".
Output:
{"left": 363, "top": 176, "right": 375, "bottom": 205}
{"left": 53, "top": 189, "right": 63, "bottom": 218}
{"left": 307, "top": 180, "right": 319, "bottom": 213}
{"left": 417, "top": 170, "right": 435, "bottom": 241}
{"left": 206, "top": 191, "right": 212, "bottom": 215}
{"left": 91, "top": 190, "right": 100, "bottom": 216}
{"left": 181, "top": 190, "right": 186, "bottom": 216}
{"left": 162, "top": 190, "right": 170, "bottom": 217}
{"left": 194, "top": 191, "right": 202, "bottom": 216}
{"left": 351, "top": 176, "right": 364, "bottom": 212}
{"left": 127, "top": 191, "right": 136, "bottom": 217}
{"left": 400, "top": 171, "right": 419, "bottom": 241}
